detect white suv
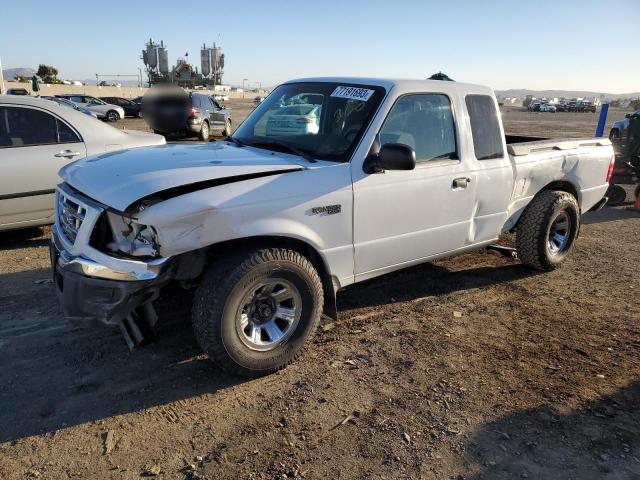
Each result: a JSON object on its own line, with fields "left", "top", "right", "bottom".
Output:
{"left": 56, "top": 94, "right": 125, "bottom": 122}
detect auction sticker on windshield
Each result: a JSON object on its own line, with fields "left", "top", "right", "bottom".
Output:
{"left": 330, "top": 86, "right": 374, "bottom": 102}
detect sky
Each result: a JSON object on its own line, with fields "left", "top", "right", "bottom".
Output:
{"left": 1, "top": 0, "right": 638, "bottom": 93}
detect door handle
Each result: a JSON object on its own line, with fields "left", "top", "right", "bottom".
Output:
{"left": 452, "top": 177, "right": 471, "bottom": 189}
{"left": 54, "top": 150, "right": 81, "bottom": 159}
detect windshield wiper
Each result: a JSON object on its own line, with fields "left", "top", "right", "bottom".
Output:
{"left": 248, "top": 140, "right": 317, "bottom": 163}
{"left": 225, "top": 136, "right": 244, "bottom": 147}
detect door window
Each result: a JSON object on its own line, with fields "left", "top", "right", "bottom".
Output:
{"left": 0, "top": 107, "right": 80, "bottom": 148}
{"left": 465, "top": 95, "right": 504, "bottom": 160}
{"left": 379, "top": 94, "right": 457, "bottom": 163}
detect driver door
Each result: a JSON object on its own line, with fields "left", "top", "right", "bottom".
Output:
{"left": 352, "top": 93, "right": 477, "bottom": 280}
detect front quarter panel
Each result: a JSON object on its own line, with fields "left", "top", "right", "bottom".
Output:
{"left": 136, "top": 162, "right": 356, "bottom": 288}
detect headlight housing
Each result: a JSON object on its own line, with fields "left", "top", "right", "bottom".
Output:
{"left": 99, "top": 211, "right": 160, "bottom": 257}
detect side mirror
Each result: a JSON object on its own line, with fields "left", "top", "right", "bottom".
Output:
{"left": 363, "top": 143, "right": 416, "bottom": 174}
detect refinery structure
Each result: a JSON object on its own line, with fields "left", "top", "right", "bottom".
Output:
{"left": 141, "top": 38, "right": 225, "bottom": 88}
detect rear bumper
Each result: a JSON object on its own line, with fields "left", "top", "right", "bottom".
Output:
{"left": 50, "top": 229, "right": 172, "bottom": 326}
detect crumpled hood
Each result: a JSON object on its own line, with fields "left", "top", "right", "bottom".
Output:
{"left": 60, "top": 142, "right": 306, "bottom": 211}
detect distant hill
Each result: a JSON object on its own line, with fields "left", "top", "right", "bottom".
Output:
{"left": 496, "top": 89, "right": 640, "bottom": 100}
{"left": 2, "top": 67, "right": 36, "bottom": 80}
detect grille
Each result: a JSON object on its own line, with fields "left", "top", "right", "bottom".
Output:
{"left": 57, "top": 192, "right": 86, "bottom": 244}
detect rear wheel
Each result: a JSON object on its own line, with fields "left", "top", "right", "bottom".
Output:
{"left": 199, "top": 121, "right": 210, "bottom": 141}
{"left": 609, "top": 129, "right": 620, "bottom": 141}
{"left": 192, "top": 248, "right": 324, "bottom": 377}
{"left": 606, "top": 184, "right": 626, "bottom": 206}
{"left": 516, "top": 190, "right": 580, "bottom": 271}
{"left": 106, "top": 110, "right": 120, "bottom": 122}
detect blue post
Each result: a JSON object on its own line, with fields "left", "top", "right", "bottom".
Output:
{"left": 595, "top": 103, "right": 609, "bottom": 137}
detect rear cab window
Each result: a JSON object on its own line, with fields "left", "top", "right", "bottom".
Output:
{"left": 465, "top": 95, "right": 504, "bottom": 160}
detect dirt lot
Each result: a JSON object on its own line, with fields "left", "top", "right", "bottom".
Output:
{"left": 1, "top": 104, "right": 639, "bottom": 480}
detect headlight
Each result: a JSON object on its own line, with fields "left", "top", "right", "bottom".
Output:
{"left": 104, "top": 212, "right": 160, "bottom": 257}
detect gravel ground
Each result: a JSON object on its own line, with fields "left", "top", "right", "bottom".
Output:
{"left": 0, "top": 104, "right": 638, "bottom": 480}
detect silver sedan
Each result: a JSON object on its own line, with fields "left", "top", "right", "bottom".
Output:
{"left": 0, "top": 95, "right": 166, "bottom": 232}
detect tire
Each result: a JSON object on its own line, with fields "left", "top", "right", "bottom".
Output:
{"left": 609, "top": 129, "right": 620, "bottom": 141}
{"left": 199, "top": 121, "right": 210, "bottom": 141}
{"left": 137, "top": 110, "right": 143, "bottom": 118}
{"left": 516, "top": 190, "right": 580, "bottom": 271}
{"left": 222, "top": 118, "right": 232, "bottom": 136}
{"left": 192, "top": 248, "right": 324, "bottom": 377}
{"left": 106, "top": 110, "right": 120, "bottom": 122}
{"left": 606, "top": 184, "right": 626, "bottom": 206}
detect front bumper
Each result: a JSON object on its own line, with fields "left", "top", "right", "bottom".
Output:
{"left": 51, "top": 228, "right": 172, "bottom": 326}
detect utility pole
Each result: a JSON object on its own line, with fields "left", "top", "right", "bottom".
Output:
{"left": 0, "top": 56, "right": 5, "bottom": 94}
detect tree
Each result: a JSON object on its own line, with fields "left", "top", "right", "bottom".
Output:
{"left": 14, "top": 75, "right": 29, "bottom": 83}
{"left": 36, "top": 64, "right": 61, "bottom": 84}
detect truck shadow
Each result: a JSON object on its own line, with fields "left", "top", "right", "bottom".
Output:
{"left": 463, "top": 380, "right": 640, "bottom": 479}
{"left": 0, "top": 227, "right": 50, "bottom": 251}
{"left": 0, "top": 269, "right": 242, "bottom": 443}
{"left": 0, "top": 253, "right": 537, "bottom": 443}
{"left": 338, "top": 253, "right": 542, "bottom": 311}
{"left": 583, "top": 206, "right": 638, "bottom": 225}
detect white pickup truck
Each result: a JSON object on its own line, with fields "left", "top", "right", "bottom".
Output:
{"left": 51, "top": 78, "right": 614, "bottom": 377}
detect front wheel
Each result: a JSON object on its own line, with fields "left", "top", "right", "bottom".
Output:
{"left": 516, "top": 190, "right": 580, "bottom": 271}
{"left": 609, "top": 129, "right": 620, "bottom": 141}
{"left": 106, "top": 110, "right": 120, "bottom": 122}
{"left": 192, "top": 248, "right": 324, "bottom": 377}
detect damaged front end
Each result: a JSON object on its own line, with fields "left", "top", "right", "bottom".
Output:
{"left": 51, "top": 184, "right": 173, "bottom": 349}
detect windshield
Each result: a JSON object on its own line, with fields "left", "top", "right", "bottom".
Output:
{"left": 233, "top": 82, "right": 386, "bottom": 162}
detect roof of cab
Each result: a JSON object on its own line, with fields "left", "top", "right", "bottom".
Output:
{"left": 283, "top": 77, "right": 495, "bottom": 96}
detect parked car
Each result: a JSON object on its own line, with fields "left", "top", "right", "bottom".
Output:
{"left": 579, "top": 101, "right": 596, "bottom": 113}
{"left": 6, "top": 88, "right": 30, "bottom": 96}
{"left": 55, "top": 94, "right": 125, "bottom": 122}
{"left": 540, "top": 104, "right": 557, "bottom": 113}
{"left": 42, "top": 96, "right": 98, "bottom": 118}
{"left": 142, "top": 91, "right": 232, "bottom": 140}
{"left": 527, "top": 102, "right": 541, "bottom": 111}
{"left": 0, "top": 95, "right": 165, "bottom": 232}
{"left": 213, "top": 94, "right": 229, "bottom": 102}
{"left": 254, "top": 96, "right": 265, "bottom": 106}
{"left": 50, "top": 78, "right": 615, "bottom": 377}
{"left": 610, "top": 109, "right": 640, "bottom": 141}
{"left": 266, "top": 103, "right": 322, "bottom": 136}
{"left": 100, "top": 97, "right": 142, "bottom": 118}
{"left": 132, "top": 96, "right": 143, "bottom": 106}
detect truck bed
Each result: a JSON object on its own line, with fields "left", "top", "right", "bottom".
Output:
{"left": 505, "top": 135, "right": 612, "bottom": 156}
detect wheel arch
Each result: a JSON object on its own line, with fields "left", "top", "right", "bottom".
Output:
{"left": 510, "top": 181, "right": 581, "bottom": 232}
{"left": 541, "top": 180, "right": 580, "bottom": 205}
{"left": 199, "top": 235, "right": 338, "bottom": 321}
